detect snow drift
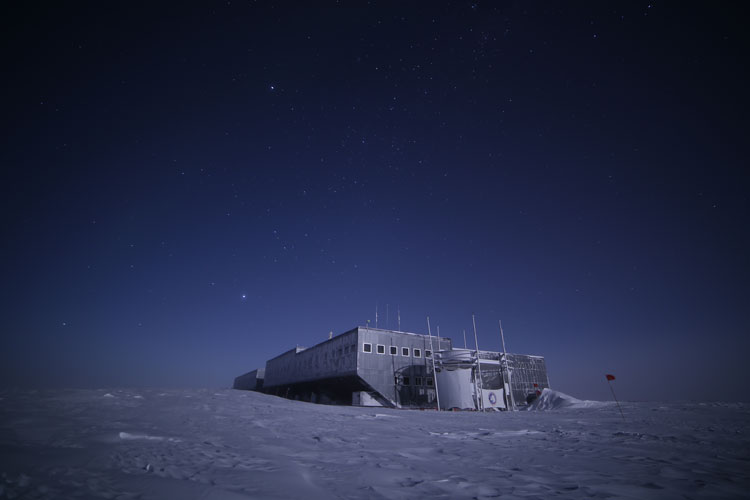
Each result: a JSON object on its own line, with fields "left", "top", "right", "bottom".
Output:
{"left": 527, "top": 388, "right": 605, "bottom": 411}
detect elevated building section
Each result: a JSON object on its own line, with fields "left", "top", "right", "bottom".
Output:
{"left": 358, "top": 327, "right": 451, "bottom": 408}
{"left": 261, "top": 327, "right": 450, "bottom": 408}
{"left": 236, "top": 325, "right": 550, "bottom": 410}
{"left": 233, "top": 368, "right": 264, "bottom": 391}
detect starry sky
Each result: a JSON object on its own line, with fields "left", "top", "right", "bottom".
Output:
{"left": 2, "top": 2, "right": 747, "bottom": 401}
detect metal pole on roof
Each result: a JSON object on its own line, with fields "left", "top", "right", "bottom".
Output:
{"left": 471, "top": 349, "right": 480, "bottom": 412}
{"left": 499, "top": 320, "right": 516, "bottom": 411}
{"left": 427, "top": 316, "right": 441, "bottom": 411}
{"left": 472, "top": 314, "right": 484, "bottom": 411}
{"left": 463, "top": 329, "right": 467, "bottom": 349}
{"left": 375, "top": 303, "right": 378, "bottom": 329}
{"left": 397, "top": 305, "right": 401, "bottom": 331}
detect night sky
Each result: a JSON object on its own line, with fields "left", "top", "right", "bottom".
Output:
{"left": 2, "top": 2, "right": 747, "bottom": 401}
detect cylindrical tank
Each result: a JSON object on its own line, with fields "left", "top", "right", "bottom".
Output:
{"left": 435, "top": 349, "right": 477, "bottom": 410}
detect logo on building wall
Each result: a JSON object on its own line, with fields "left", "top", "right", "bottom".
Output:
{"left": 488, "top": 392, "right": 497, "bottom": 406}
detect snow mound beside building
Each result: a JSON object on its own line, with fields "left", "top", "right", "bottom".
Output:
{"left": 528, "top": 388, "right": 604, "bottom": 411}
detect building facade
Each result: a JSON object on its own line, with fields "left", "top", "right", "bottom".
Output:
{"left": 234, "top": 326, "right": 549, "bottom": 409}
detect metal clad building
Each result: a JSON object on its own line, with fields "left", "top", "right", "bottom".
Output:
{"left": 232, "top": 368, "right": 264, "bottom": 391}
{"left": 478, "top": 351, "right": 551, "bottom": 405}
{"left": 243, "top": 326, "right": 549, "bottom": 409}
{"left": 357, "top": 327, "right": 451, "bottom": 407}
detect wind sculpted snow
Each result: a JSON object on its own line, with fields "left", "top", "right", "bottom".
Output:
{"left": 0, "top": 389, "right": 748, "bottom": 499}
{"left": 527, "top": 388, "right": 606, "bottom": 411}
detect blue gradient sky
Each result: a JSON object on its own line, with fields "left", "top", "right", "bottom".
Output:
{"left": 2, "top": 2, "right": 747, "bottom": 401}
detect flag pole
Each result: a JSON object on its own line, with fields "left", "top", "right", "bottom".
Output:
{"left": 605, "top": 374, "right": 625, "bottom": 420}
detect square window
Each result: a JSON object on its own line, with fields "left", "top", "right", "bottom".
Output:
{"left": 403, "top": 376, "right": 410, "bottom": 385}
{"left": 363, "top": 343, "right": 372, "bottom": 353}
{"left": 426, "top": 377, "right": 434, "bottom": 386}
{"left": 425, "top": 350, "right": 432, "bottom": 358}
{"left": 415, "top": 376, "right": 423, "bottom": 386}
{"left": 390, "top": 346, "right": 398, "bottom": 355}
{"left": 402, "top": 347, "right": 410, "bottom": 357}
{"left": 376, "top": 344, "right": 385, "bottom": 354}
{"left": 413, "top": 348, "right": 421, "bottom": 358}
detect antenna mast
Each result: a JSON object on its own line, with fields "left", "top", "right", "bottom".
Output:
{"left": 427, "top": 316, "right": 441, "bottom": 411}
{"left": 499, "top": 320, "right": 516, "bottom": 411}
{"left": 397, "top": 305, "right": 401, "bottom": 331}
{"left": 472, "top": 314, "right": 484, "bottom": 411}
{"left": 375, "top": 303, "right": 378, "bottom": 329}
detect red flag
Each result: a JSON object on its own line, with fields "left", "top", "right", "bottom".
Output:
{"left": 606, "top": 374, "right": 616, "bottom": 381}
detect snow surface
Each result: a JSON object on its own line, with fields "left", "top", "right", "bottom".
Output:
{"left": 1, "top": 388, "right": 748, "bottom": 499}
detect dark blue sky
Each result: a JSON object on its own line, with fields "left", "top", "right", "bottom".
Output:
{"left": 2, "top": 2, "right": 747, "bottom": 401}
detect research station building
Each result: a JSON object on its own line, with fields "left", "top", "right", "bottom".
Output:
{"left": 234, "top": 326, "right": 550, "bottom": 410}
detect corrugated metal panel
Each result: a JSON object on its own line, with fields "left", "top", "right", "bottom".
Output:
{"left": 263, "top": 329, "right": 359, "bottom": 388}
{"left": 233, "top": 369, "right": 262, "bottom": 391}
{"left": 357, "top": 327, "right": 451, "bottom": 408}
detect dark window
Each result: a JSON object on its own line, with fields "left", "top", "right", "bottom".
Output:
{"left": 390, "top": 346, "right": 398, "bottom": 355}
{"left": 415, "top": 376, "right": 423, "bottom": 386}
{"left": 376, "top": 344, "right": 385, "bottom": 354}
{"left": 413, "top": 348, "right": 421, "bottom": 358}
{"left": 425, "top": 350, "right": 432, "bottom": 358}
{"left": 426, "top": 377, "right": 434, "bottom": 386}
{"left": 403, "top": 376, "right": 410, "bottom": 385}
{"left": 402, "top": 347, "right": 410, "bottom": 357}
{"left": 363, "top": 343, "right": 372, "bottom": 353}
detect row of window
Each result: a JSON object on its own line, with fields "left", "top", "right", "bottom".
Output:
{"left": 362, "top": 343, "right": 431, "bottom": 358}
{"left": 395, "top": 375, "right": 434, "bottom": 387}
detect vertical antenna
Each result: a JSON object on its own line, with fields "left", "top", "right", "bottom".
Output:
{"left": 499, "top": 320, "right": 516, "bottom": 411}
{"left": 375, "top": 303, "right": 378, "bottom": 329}
{"left": 427, "top": 316, "right": 441, "bottom": 411}
{"left": 463, "top": 329, "right": 467, "bottom": 349}
{"left": 397, "top": 305, "right": 401, "bottom": 331}
{"left": 472, "top": 314, "right": 484, "bottom": 411}
{"left": 386, "top": 304, "right": 389, "bottom": 330}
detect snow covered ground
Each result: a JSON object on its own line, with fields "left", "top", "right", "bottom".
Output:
{"left": 1, "top": 388, "right": 748, "bottom": 499}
